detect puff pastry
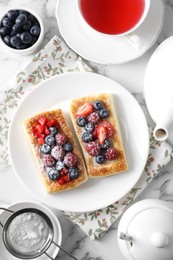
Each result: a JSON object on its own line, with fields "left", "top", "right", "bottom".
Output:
{"left": 70, "top": 93, "right": 128, "bottom": 177}
{"left": 24, "top": 109, "right": 88, "bottom": 193}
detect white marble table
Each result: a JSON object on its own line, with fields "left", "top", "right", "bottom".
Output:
{"left": 0, "top": 0, "right": 173, "bottom": 259}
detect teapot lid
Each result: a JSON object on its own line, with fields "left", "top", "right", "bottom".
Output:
{"left": 118, "top": 200, "right": 173, "bottom": 260}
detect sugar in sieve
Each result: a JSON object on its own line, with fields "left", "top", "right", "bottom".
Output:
{"left": 0, "top": 207, "right": 78, "bottom": 260}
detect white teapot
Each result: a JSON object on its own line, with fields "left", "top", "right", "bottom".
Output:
{"left": 117, "top": 199, "right": 173, "bottom": 260}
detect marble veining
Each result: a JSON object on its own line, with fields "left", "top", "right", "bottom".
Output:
{"left": 0, "top": 0, "right": 173, "bottom": 259}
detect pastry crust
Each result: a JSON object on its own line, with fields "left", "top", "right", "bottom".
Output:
{"left": 70, "top": 93, "right": 128, "bottom": 177}
{"left": 24, "top": 109, "right": 88, "bottom": 193}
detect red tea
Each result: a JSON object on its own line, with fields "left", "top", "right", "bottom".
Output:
{"left": 80, "top": 0, "right": 145, "bottom": 35}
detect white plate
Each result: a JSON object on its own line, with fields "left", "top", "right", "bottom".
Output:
{"left": 144, "top": 36, "right": 173, "bottom": 142}
{"left": 56, "top": 0, "right": 164, "bottom": 64}
{"left": 9, "top": 72, "right": 149, "bottom": 212}
{"left": 0, "top": 201, "right": 62, "bottom": 260}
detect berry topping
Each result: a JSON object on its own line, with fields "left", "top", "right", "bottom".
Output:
{"left": 55, "top": 133, "right": 67, "bottom": 145}
{"left": 38, "top": 116, "right": 47, "bottom": 125}
{"left": 42, "top": 154, "right": 55, "bottom": 167}
{"left": 49, "top": 126, "right": 58, "bottom": 136}
{"left": 40, "top": 144, "right": 51, "bottom": 154}
{"left": 62, "top": 175, "right": 71, "bottom": 183}
{"left": 97, "top": 125, "right": 106, "bottom": 145}
{"left": 93, "top": 100, "right": 104, "bottom": 110}
{"left": 51, "top": 145, "right": 65, "bottom": 161}
{"left": 100, "top": 139, "right": 111, "bottom": 150}
{"left": 35, "top": 124, "right": 44, "bottom": 134}
{"left": 86, "top": 141, "right": 100, "bottom": 157}
{"left": 87, "top": 112, "right": 100, "bottom": 123}
{"left": 57, "top": 178, "right": 66, "bottom": 185}
{"left": 95, "top": 155, "right": 106, "bottom": 164}
{"left": 82, "top": 132, "right": 93, "bottom": 143}
{"left": 77, "top": 117, "right": 87, "bottom": 127}
{"left": 63, "top": 142, "right": 73, "bottom": 152}
{"left": 47, "top": 119, "right": 59, "bottom": 127}
{"left": 69, "top": 167, "right": 79, "bottom": 180}
{"left": 48, "top": 169, "right": 60, "bottom": 181}
{"left": 45, "top": 135, "right": 55, "bottom": 146}
{"left": 56, "top": 161, "right": 64, "bottom": 171}
{"left": 105, "top": 147, "right": 118, "bottom": 160}
{"left": 60, "top": 168, "right": 68, "bottom": 176}
{"left": 100, "top": 120, "right": 115, "bottom": 138}
{"left": 76, "top": 103, "right": 94, "bottom": 117}
{"left": 99, "top": 109, "right": 109, "bottom": 118}
{"left": 84, "top": 122, "right": 95, "bottom": 133}
{"left": 64, "top": 152, "right": 78, "bottom": 167}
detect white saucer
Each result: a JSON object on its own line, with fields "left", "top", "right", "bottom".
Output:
{"left": 0, "top": 201, "right": 62, "bottom": 260}
{"left": 144, "top": 36, "right": 173, "bottom": 143}
{"left": 56, "top": 0, "right": 164, "bottom": 64}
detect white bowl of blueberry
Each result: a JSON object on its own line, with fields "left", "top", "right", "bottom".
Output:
{"left": 0, "top": 8, "right": 44, "bottom": 55}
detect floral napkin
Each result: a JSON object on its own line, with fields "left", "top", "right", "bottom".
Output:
{"left": 0, "top": 36, "right": 172, "bottom": 240}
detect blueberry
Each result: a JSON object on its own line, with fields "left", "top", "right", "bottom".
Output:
{"left": 7, "top": 10, "right": 18, "bottom": 21}
{"left": 21, "top": 32, "right": 32, "bottom": 44}
{"left": 69, "top": 167, "right": 79, "bottom": 180}
{"left": 0, "top": 26, "right": 10, "bottom": 36}
{"left": 40, "top": 144, "right": 51, "bottom": 154}
{"left": 95, "top": 155, "right": 106, "bottom": 164}
{"left": 49, "top": 126, "right": 58, "bottom": 136}
{"left": 23, "top": 20, "right": 32, "bottom": 31}
{"left": 15, "top": 14, "right": 27, "bottom": 27}
{"left": 56, "top": 161, "right": 64, "bottom": 171}
{"left": 84, "top": 122, "right": 95, "bottom": 133}
{"left": 19, "top": 10, "right": 28, "bottom": 16}
{"left": 28, "top": 14, "right": 37, "bottom": 24}
{"left": 16, "top": 43, "right": 28, "bottom": 49}
{"left": 30, "top": 25, "right": 40, "bottom": 36}
{"left": 63, "top": 142, "right": 73, "bottom": 152}
{"left": 10, "top": 35, "right": 22, "bottom": 47}
{"left": 30, "top": 36, "right": 37, "bottom": 46}
{"left": 93, "top": 100, "right": 104, "bottom": 110}
{"left": 82, "top": 132, "right": 93, "bottom": 143}
{"left": 99, "top": 109, "right": 109, "bottom": 118}
{"left": 3, "top": 35, "right": 11, "bottom": 46}
{"left": 48, "top": 169, "right": 60, "bottom": 181}
{"left": 45, "top": 135, "right": 55, "bottom": 146}
{"left": 100, "top": 139, "right": 111, "bottom": 150}
{"left": 10, "top": 24, "right": 22, "bottom": 35}
{"left": 2, "top": 17, "right": 13, "bottom": 28}
{"left": 77, "top": 117, "right": 87, "bottom": 127}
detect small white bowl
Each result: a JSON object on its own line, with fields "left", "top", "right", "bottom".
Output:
{"left": 0, "top": 7, "right": 44, "bottom": 55}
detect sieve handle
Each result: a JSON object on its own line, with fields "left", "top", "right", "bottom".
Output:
{"left": 0, "top": 207, "right": 14, "bottom": 228}
{"left": 44, "top": 240, "right": 79, "bottom": 260}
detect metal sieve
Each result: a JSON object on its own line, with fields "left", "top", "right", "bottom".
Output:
{"left": 0, "top": 207, "right": 78, "bottom": 260}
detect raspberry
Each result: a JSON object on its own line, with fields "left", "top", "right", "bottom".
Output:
{"left": 105, "top": 147, "right": 118, "bottom": 160}
{"left": 64, "top": 152, "right": 78, "bottom": 167}
{"left": 106, "top": 127, "right": 115, "bottom": 138}
{"left": 86, "top": 141, "right": 100, "bottom": 157}
{"left": 51, "top": 145, "right": 65, "bottom": 161}
{"left": 55, "top": 133, "right": 67, "bottom": 145}
{"left": 60, "top": 168, "right": 68, "bottom": 176}
{"left": 42, "top": 154, "right": 55, "bottom": 167}
{"left": 87, "top": 112, "right": 100, "bottom": 123}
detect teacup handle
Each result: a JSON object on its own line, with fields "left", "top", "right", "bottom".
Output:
{"left": 123, "top": 33, "right": 143, "bottom": 51}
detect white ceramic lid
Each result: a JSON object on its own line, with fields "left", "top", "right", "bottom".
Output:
{"left": 127, "top": 208, "right": 173, "bottom": 260}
